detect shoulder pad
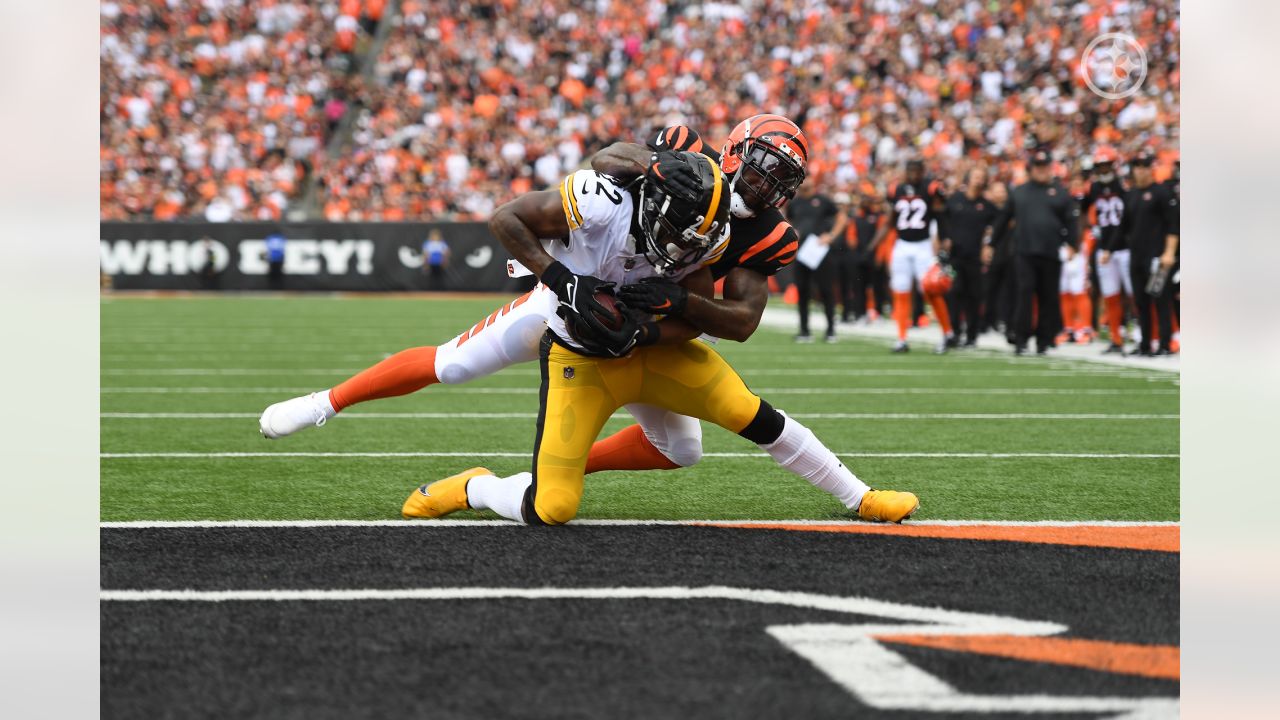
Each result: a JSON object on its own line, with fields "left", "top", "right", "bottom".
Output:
{"left": 559, "top": 169, "right": 628, "bottom": 231}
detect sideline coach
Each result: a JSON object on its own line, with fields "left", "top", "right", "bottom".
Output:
{"left": 991, "top": 148, "right": 1080, "bottom": 355}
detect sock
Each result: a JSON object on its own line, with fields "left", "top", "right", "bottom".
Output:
{"left": 1059, "top": 293, "right": 1073, "bottom": 333}
{"left": 892, "top": 291, "right": 912, "bottom": 341}
{"left": 329, "top": 346, "right": 438, "bottom": 411}
{"left": 1104, "top": 295, "right": 1124, "bottom": 343}
{"left": 927, "top": 293, "right": 953, "bottom": 336}
{"left": 1077, "top": 293, "right": 1093, "bottom": 334}
{"left": 760, "top": 415, "right": 869, "bottom": 510}
{"left": 585, "top": 424, "right": 680, "bottom": 474}
{"left": 466, "top": 472, "right": 530, "bottom": 522}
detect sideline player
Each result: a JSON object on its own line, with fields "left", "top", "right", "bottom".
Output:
{"left": 402, "top": 152, "right": 919, "bottom": 525}
{"left": 1080, "top": 147, "right": 1130, "bottom": 353}
{"left": 259, "top": 117, "right": 810, "bottom": 477}
{"left": 1118, "top": 150, "right": 1179, "bottom": 356}
{"left": 867, "top": 159, "right": 955, "bottom": 353}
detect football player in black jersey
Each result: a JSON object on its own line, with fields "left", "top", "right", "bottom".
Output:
{"left": 1079, "top": 147, "right": 1131, "bottom": 353}
{"left": 1118, "top": 150, "right": 1179, "bottom": 356}
{"left": 1161, "top": 156, "right": 1180, "bottom": 341}
{"left": 867, "top": 159, "right": 956, "bottom": 353}
{"left": 586, "top": 114, "right": 810, "bottom": 472}
{"left": 941, "top": 166, "right": 998, "bottom": 347}
{"left": 840, "top": 183, "right": 890, "bottom": 323}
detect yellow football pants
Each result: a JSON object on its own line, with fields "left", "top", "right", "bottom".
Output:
{"left": 525, "top": 335, "right": 762, "bottom": 525}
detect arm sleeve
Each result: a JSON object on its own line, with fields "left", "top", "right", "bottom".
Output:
{"left": 733, "top": 216, "right": 800, "bottom": 277}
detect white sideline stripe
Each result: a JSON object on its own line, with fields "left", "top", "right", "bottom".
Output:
{"left": 99, "top": 386, "right": 1179, "bottom": 396}
{"left": 100, "top": 451, "right": 1179, "bottom": 459}
{"left": 100, "top": 519, "right": 1179, "bottom": 529}
{"left": 92, "top": 585, "right": 1060, "bottom": 636}
{"left": 99, "top": 367, "right": 1173, "bottom": 380}
{"left": 100, "top": 412, "right": 1180, "bottom": 420}
{"left": 90, "top": 584, "right": 1066, "bottom": 643}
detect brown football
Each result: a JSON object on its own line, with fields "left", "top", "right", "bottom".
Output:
{"left": 591, "top": 291, "right": 625, "bottom": 331}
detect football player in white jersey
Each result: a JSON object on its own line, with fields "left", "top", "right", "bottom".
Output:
{"left": 400, "top": 152, "right": 919, "bottom": 525}
{"left": 259, "top": 123, "right": 806, "bottom": 475}
{"left": 257, "top": 159, "right": 718, "bottom": 461}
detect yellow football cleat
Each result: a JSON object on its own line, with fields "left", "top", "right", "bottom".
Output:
{"left": 402, "top": 467, "right": 493, "bottom": 519}
{"left": 857, "top": 489, "right": 920, "bottom": 523}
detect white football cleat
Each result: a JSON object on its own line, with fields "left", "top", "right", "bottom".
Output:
{"left": 259, "top": 392, "right": 336, "bottom": 439}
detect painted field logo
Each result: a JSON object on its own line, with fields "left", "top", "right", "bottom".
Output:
{"left": 102, "top": 585, "right": 1179, "bottom": 717}
{"left": 1081, "top": 33, "right": 1148, "bottom": 100}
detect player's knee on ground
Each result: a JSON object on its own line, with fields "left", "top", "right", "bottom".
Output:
{"left": 521, "top": 483, "right": 581, "bottom": 526}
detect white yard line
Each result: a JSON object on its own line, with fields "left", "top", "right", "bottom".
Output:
{"left": 99, "top": 386, "right": 1178, "bottom": 395}
{"left": 99, "top": 518, "right": 1179, "bottom": 529}
{"left": 100, "top": 412, "right": 1179, "bottom": 420}
{"left": 100, "top": 451, "right": 1178, "bottom": 459}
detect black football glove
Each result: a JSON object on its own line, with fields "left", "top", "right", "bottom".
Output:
{"left": 564, "top": 308, "right": 650, "bottom": 358}
{"left": 618, "top": 276, "right": 689, "bottom": 316}
{"left": 540, "top": 261, "right": 621, "bottom": 337}
{"left": 645, "top": 150, "right": 702, "bottom": 202}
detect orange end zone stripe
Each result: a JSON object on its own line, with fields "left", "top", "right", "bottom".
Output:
{"left": 875, "top": 634, "right": 1179, "bottom": 681}
{"left": 702, "top": 523, "right": 1179, "bottom": 553}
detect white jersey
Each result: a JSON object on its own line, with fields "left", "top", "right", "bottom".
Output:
{"left": 546, "top": 169, "right": 728, "bottom": 350}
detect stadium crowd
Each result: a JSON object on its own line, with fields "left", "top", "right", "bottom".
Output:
{"left": 100, "top": 0, "right": 386, "bottom": 221}
{"left": 102, "top": 0, "right": 1179, "bottom": 223}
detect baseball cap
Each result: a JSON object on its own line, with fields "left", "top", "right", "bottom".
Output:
{"left": 1029, "top": 149, "right": 1052, "bottom": 166}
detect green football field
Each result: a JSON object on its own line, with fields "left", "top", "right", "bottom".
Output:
{"left": 100, "top": 295, "right": 1179, "bottom": 522}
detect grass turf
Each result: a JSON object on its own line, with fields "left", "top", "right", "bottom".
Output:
{"left": 100, "top": 295, "right": 1179, "bottom": 522}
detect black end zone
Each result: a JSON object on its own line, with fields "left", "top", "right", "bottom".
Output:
{"left": 102, "top": 526, "right": 1178, "bottom": 719}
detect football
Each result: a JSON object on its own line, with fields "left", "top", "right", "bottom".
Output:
{"left": 591, "top": 290, "right": 625, "bottom": 331}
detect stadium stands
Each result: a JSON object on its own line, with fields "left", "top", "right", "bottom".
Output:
{"left": 102, "top": 0, "right": 1179, "bottom": 220}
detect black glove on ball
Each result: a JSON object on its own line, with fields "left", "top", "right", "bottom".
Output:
{"left": 541, "top": 261, "right": 621, "bottom": 337}
{"left": 619, "top": 276, "right": 689, "bottom": 316}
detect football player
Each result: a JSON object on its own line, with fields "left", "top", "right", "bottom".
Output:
{"left": 259, "top": 116, "right": 809, "bottom": 479}
{"left": 583, "top": 116, "right": 807, "bottom": 470}
{"left": 402, "top": 152, "right": 919, "bottom": 525}
{"left": 1080, "top": 147, "right": 1131, "bottom": 353}
{"left": 867, "top": 159, "right": 956, "bottom": 353}
{"left": 1118, "top": 150, "right": 1179, "bottom": 356}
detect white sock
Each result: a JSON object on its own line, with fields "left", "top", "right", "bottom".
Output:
{"left": 320, "top": 390, "right": 338, "bottom": 417}
{"left": 466, "top": 472, "right": 531, "bottom": 522}
{"left": 760, "top": 415, "right": 868, "bottom": 510}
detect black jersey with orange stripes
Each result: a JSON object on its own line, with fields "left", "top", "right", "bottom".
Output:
{"left": 648, "top": 125, "right": 799, "bottom": 280}
{"left": 888, "top": 179, "right": 945, "bottom": 242}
